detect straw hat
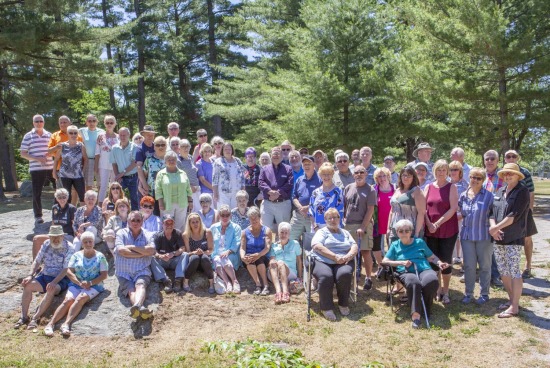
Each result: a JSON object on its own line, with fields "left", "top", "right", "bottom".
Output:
{"left": 497, "top": 163, "right": 524, "bottom": 180}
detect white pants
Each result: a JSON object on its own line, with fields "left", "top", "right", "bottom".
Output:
{"left": 192, "top": 189, "right": 202, "bottom": 213}
{"left": 98, "top": 168, "right": 115, "bottom": 202}
{"left": 218, "top": 190, "right": 239, "bottom": 210}
{"left": 260, "top": 200, "right": 292, "bottom": 233}
{"left": 162, "top": 203, "right": 187, "bottom": 232}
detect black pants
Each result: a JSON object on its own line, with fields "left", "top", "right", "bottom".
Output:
{"left": 185, "top": 254, "right": 214, "bottom": 280}
{"left": 60, "top": 177, "right": 86, "bottom": 203}
{"left": 426, "top": 234, "right": 457, "bottom": 275}
{"left": 312, "top": 260, "right": 353, "bottom": 311}
{"left": 30, "top": 170, "right": 53, "bottom": 218}
{"left": 398, "top": 270, "right": 439, "bottom": 317}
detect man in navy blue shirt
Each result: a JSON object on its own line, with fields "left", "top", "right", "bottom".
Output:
{"left": 135, "top": 125, "right": 156, "bottom": 197}
{"left": 290, "top": 155, "right": 321, "bottom": 241}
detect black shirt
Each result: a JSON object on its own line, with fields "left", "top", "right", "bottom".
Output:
{"left": 51, "top": 203, "right": 77, "bottom": 236}
{"left": 490, "top": 183, "right": 530, "bottom": 245}
{"left": 153, "top": 229, "right": 184, "bottom": 254}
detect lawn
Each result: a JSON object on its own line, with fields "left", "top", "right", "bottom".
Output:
{"left": 534, "top": 179, "right": 550, "bottom": 196}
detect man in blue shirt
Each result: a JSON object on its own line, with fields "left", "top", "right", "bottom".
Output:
{"left": 290, "top": 155, "right": 321, "bottom": 241}
{"left": 79, "top": 114, "right": 105, "bottom": 191}
{"left": 110, "top": 128, "right": 139, "bottom": 210}
{"left": 359, "top": 146, "right": 377, "bottom": 186}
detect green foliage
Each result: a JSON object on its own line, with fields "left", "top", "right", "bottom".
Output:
{"left": 205, "top": 339, "right": 324, "bottom": 368}
{"left": 68, "top": 88, "right": 112, "bottom": 125}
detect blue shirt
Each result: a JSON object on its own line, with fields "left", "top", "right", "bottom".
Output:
{"left": 79, "top": 127, "right": 104, "bottom": 158}
{"left": 114, "top": 228, "right": 153, "bottom": 280}
{"left": 210, "top": 221, "right": 242, "bottom": 270}
{"left": 196, "top": 159, "right": 213, "bottom": 194}
{"left": 143, "top": 215, "right": 161, "bottom": 233}
{"left": 244, "top": 226, "right": 268, "bottom": 254}
{"left": 110, "top": 142, "right": 138, "bottom": 175}
{"left": 293, "top": 172, "right": 322, "bottom": 206}
{"left": 365, "top": 164, "right": 377, "bottom": 186}
{"left": 385, "top": 238, "right": 434, "bottom": 273}
{"left": 135, "top": 142, "right": 155, "bottom": 164}
{"left": 458, "top": 188, "right": 493, "bottom": 241}
{"left": 311, "top": 227, "right": 355, "bottom": 265}
{"left": 269, "top": 239, "right": 302, "bottom": 275}
{"left": 309, "top": 186, "right": 344, "bottom": 227}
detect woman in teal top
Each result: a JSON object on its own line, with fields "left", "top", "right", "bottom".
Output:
{"left": 383, "top": 219, "right": 449, "bottom": 329}
{"left": 269, "top": 222, "right": 302, "bottom": 304}
{"left": 211, "top": 205, "right": 242, "bottom": 294}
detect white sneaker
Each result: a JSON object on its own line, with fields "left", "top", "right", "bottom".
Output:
{"left": 232, "top": 281, "right": 241, "bottom": 294}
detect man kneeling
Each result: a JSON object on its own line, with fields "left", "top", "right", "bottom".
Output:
{"left": 114, "top": 211, "right": 156, "bottom": 319}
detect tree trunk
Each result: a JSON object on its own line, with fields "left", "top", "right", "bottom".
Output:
{"left": 0, "top": 65, "right": 16, "bottom": 196}
{"left": 134, "top": 0, "right": 146, "bottom": 130}
{"left": 498, "top": 66, "right": 509, "bottom": 154}
{"left": 405, "top": 137, "right": 418, "bottom": 162}
{"left": 102, "top": 0, "right": 117, "bottom": 112}
{"left": 207, "top": 0, "right": 222, "bottom": 136}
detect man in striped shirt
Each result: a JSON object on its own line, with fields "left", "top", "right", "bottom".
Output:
{"left": 20, "top": 115, "right": 54, "bottom": 224}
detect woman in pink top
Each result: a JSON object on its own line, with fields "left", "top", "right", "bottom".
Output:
{"left": 423, "top": 160, "right": 458, "bottom": 304}
{"left": 373, "top": 167, "right": 395, "bottom": 278}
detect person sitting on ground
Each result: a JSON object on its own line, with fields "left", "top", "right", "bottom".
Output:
{"left": 269, "top": 222, "right": 302, "bottom": 305}
{"left": 182, "top": 213, "right": 215, "bottom": 293}
{"left": 198, "top": 193, "right": 218, "bottom": 229}
{"left": 114, "top": 211, "right": 156, "bottom": 319}
{"left": 382, "top": 219, "right": 449, "bottom": 329}
{"left": 140, "top": 195, "right": 162, "bottom": 233}
{"left": 43, "top": 231, "right": 108, "bottom": 337}
{"left": 102, "top": 198, "right": 130, "bottom": 253}
{"left": 14, "top": 225, "right": 74, "bottom": 330}
{"left": 231, "top": 190, "right": 251, "bottom": 230}
{"left": 32, "top": 188, "right": 77, "bottom": 259}
{"left": 72, "top": 190, "right": 103, "bottom": 251}
{"left": 240, "top": 206, "right": 272, "bottom": 296}
{"left": 101, "top": 181, "right": 126, "bottom": 224}
{"left": 311, "top": 208, "right": 358, "bottom": 321}
{"left": 151, "top": 214, "right": 187, "bottom": 293}
{"left": 211, "top": 205, "right": 242, "bottom": 294}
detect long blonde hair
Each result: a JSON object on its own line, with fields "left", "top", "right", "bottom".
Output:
{"left": 184, "top": 212, "right": 206, "bottom": 238}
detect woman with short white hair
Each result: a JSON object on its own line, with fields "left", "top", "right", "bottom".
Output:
{"left": 72, "top": 190, "right": 103, "bottom": 251}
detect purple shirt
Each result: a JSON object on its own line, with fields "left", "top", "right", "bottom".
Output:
{"left": 259, "top": 162, "right": 294, "bottom": 200}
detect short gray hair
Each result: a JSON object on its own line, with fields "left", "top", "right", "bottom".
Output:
{"left": 54, "top": 188, "right": 69, "bottom": 199}
{"left": 278, "top": 222, "right": 291, "bottom": 233}
{"left": 168, "top": 122, "right": 179, "bottom": 129}
{"left": 218, "top": 204, "right": 231, "bottom": 215}
{"left": 394, "top": 219, "right": 414, "bottom": 233}
{"left": 246, "top": 206, "right": 260, "bottom": 219}
{"left": 165, "top": 151, "right": 178, "bottom": 161}
{"left": 199, "top": 193, "right": 213, "bottom": 203}
{"left": 80, "top": 231, "right": 95, "bottom": 242}
{"left": 179, "top": 138, "right": 191, "bottom": 147}
{"left": 84, "top": 190, "right": 98, "bottom": 201}
{"left": 335, "top": 152, "right": 349, "bottom": 162}
{"left": 235, "top": 190, "right": 249, "bottom": 201}
{"left": 119, "top": 127, "right": 130, "bottom": 135}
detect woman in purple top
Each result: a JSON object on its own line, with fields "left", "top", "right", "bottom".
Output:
{"left": 423, "top": 160, "right": 458, "bottom": 305}
{"left": 196, "top": 143, "right": 214, "bottom": 195}
{"left": 240, "top": 207, "right": 272, "bottom": 296}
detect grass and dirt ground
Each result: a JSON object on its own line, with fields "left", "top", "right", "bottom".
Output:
{"left": 0, "top": 184, "right": 549, "bottom": 367}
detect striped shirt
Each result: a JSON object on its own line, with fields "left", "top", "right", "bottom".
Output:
{"left": 20, "top": 129, "right": 54, "bottom": 171}
{"left": 114, "top": 228, "right": 153, "bottom": 280}
{"left": 519, "top": 166, "right": 535, "bottom": 193}
{"left": 458, "top": 188, "right": 494, "bottom": 241}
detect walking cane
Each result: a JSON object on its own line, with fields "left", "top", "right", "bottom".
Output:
{"left": 413, "top": 262, "right": 430, "bottom": 329}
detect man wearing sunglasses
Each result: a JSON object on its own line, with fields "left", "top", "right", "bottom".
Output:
{"left": 280, "top": 140, "right": 293, "bottom": 165}
{"left": 166, "top": 122, "right": 180, "bottom": 149}
{"left": 333, "top": 151, "right": 355, "bottom": 190}
{"left": 20, "top": 115, "right": 55, "bottom": 225}
{"left": 504, "top": 150, "right": 538, "bottom": 279}
{"left": 79, "top": 114, "right": 105, "bottom": 191}
{"left": 450, "top": 147, "right": 472, "bottom": 183}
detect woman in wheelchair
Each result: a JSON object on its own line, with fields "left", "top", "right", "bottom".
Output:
{"left": 382, "top": 219, "right": 449, "bottom": 328}
{"left": 311, "top": 208, "right": 358, "bottom": 321}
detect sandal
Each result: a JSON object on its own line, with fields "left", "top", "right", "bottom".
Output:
{"left": 27, "top": 319, "right": 39, "bottom": 330}
{"left": 14, "top": 316, "right": 29, "bottom": 329}
{"left": 282, "top": 292, "right": 290, "bottom": 303}
{"left": 60, "top": 324, "right": 71, "bottom": 336}
{"left": 498, "top": 310, "right": 518, "bottom": 318}
{"left": 498, "top": 302, "right": 511, "bottom": 311}
{"left": 441, "top": 294, "right": 451, "bottom": 305}
{"left": 44, "top": 325, "right": 54, "bottom": 337}
{"left": 274, "top": 292, "right": 282, "bottom": 304}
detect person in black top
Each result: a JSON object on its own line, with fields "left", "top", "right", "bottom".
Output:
{"left": 32, "top": 188, "right": 77, "bottom": 259}
{"left": 489, "top": 163, "right": 530, "bottom": 319}
{"left": 150, "top": 214, "right": 187, "bottom": 293}
{"left": 244, "top": 147, "right": 262, "bottom": 207}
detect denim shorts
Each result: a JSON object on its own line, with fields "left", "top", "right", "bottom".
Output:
{"left": 35, "top": 274, "right": 70, "bottom": 293}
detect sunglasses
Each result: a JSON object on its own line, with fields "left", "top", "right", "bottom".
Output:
{"left": 155, "top": 144, "right": 166, "bottom": 147}
{"left": 68, "top": 132, "right": 79, "bottom": 135}
{"left": 220, "top": 213, "right": 231, "bottom": 218}
{"left": 105, "top": 122, "right": 115, "bottom": 125}
{"left": 130, "top": 218, "right": 142, "bottom": 223}
{"left": 484, "top": 157, "right": 496, "bottom": 161}
{"left": 111, "top": 187, "right": 121, "bottom": 190}
{"left": 142, "top": 204, "right": 154, "bottom": 209}
{"left": 450, "top": 168, "right": 460, "bottom": 172}
{"left": 281, "top": 148, "right": 291, "bottom": 151}
{"left": 214, "top": 142, "right": 223, "bottom": 145}
{"left": 470, "top": 176, "right": 483, "bottom": 181}
{"left": 354, "top": 171, "right": 366, "bottom": 175}
{"left": 33, "top": 120, "right": 44, "bottom": 123}
{"left": 397, "top": 229, "right": 412, "bottom": 234}
{"left": 198, "top": 134, "right": 207, "bottom": 138}
{"left": 505, "top": 155, "right": 518, "bottom": 159}
{"left": 337, "top": 160, "right": 348, "bottom": 164}
{"left": 134, "top": 137, "right": 143, "bottom": 141}
{"left": 56, "top": 196, "right": 68, "bottom": 200}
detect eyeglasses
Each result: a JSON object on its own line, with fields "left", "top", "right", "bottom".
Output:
{"left": 198, "top": 134, "right": 207, "bottom": 138}
{"left": 214, "top": 142, "right": 223, "bottom": 145}
{"left": 397, "top": 229, "right": 412, "bottom": 234}
{"left": 484, "top": 157, "right": 496, "bottom": 161}
{"left": 111, "top": 187, "right": 121, "bottom": 190}
{"left": 130, "top": 218, "right": 142, "bottom": 223}
{"left": 337, "top": 160, "right": 348, "bottom": 164}
{"left": 220, "top": 213, "right": 231, "bottom": 218}
{"left": 33, "top": 120, "right": 44, "bottom": 123}
{"left": 200, "top": 200, "right": 211, "bottom": 204}
{"left": 155, "top": 144, "right": 166, "bottom": 147}
{"left": 505, "top": 155, "right": 518, "bottom": 159}
{"left": 470, "top": 176, "right": 483, "bottom": 181}
{"left": 450, "top": 168, "right": 460, "bottom": 172}
{"left": 354, "top": 171, "right": 366, "bottom": 174}
{"left": 68, "top": 132, "right": 78, "bottom": 135}
{"left": 56, "top": 196, "right": 68, "bottom": 200}
{"left": 171, "top": 143, "right": 180, "bottom": 146}
{"left": 168, "top": 127, "right": 179, "bottom": 130}
{"left": 142, "top": 204, "right": 153, "bottom": 209}
{"left": 281, "top": 148, "right": 291, "bottom": 152}
{"left": 105, "top": 122, "right": 115, "bottom": 125}
{"left": 401, "top": 174, "right": 412, "bottom": 179}
{"left": 134, "top": 137, "right": 143, "bottom": 141}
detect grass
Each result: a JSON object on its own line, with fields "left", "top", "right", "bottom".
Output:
{"left": 534, "top": 179, "right": 550, "bottom": 196}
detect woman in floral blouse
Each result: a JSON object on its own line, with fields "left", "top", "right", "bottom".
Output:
{"left": 95, "top": 115, "right": 119, "bottom": 202}
{"left": 212, "top": 142, "right": 246, "bottom": 209}
{"left": 73, "top": 190, "right": 103, "bottom": 251}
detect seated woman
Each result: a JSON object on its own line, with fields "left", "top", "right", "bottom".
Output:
{"left": 269, "top": 222, "right": 302, "bottom": 304}
{"left": 311, "top": 208, "right": 358, "bottom": 321}
{"left": 198, "top": 193, "right": 218, "bottom": 229}
{"left": 382, "top": 219, "right": 449, "bottom": 329}
{"left": 32, "top": 188, "right": 77, "bottom": 259}
{"left": 44, "top": 231, "right": 108, "bottom": 337}
{"left": 101, "top": 181, "right": 126, "bottom": 224}
{"left": 211, "top": 205, "right": 241, "bottom": 294}
{"left": 240, "top": 206, "right": 272, "bottom": 296}
{"left": 141, "top": 196, "right": 162, "bottom": 233}
{"left": 182, "top": 213, "right": 215, "bottom": 293}
{"left": 72, "top": 190, "right": 103, "bottom": 251}
{"left": 230, "top": 190, "right": 250, "bottom": 229}
{"left": 102, "top": 198, "right": 130, "bottom": 253}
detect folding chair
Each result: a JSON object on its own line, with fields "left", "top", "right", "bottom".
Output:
{"left": 383, "top": 264, "right": 407, "bottom": 313}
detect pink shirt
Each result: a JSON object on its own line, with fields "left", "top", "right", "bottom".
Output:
{"left": 425, "top": 183, "right": 458, "bottom": 238}
{"left": 375, "top": 185, "right": 394, "bottom": 235}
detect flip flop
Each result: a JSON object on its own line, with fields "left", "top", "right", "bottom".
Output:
{"left": 27, "top": 319, "right": 39, "bottom": 330}
{"left": 498, "top": 311, "right": 518, "bottom": 318}
{"left": 497, "top": 302, "right": 511, "bottom": 311}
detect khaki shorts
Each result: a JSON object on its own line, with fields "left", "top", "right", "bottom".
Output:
{"left": 84, "top": 158, "right": 97, "bottom": 187}
{"left": 345, "top": 223, "right": 373, "bottom": 251}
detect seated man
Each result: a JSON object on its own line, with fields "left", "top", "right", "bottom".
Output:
{"left": 151, "top": 214, "right": 188, "bottom": 293}
{"left": 14, "top": 225, "right": 74, "bottom": 330}
{"left": 114, "top": 211, "right": 156, "bottom": 319}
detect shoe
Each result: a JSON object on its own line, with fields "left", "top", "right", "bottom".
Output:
{"left": 498, "top": 310, "right": 518, "bottom": 318}
{"left": 338, "top": 306, "right": 350, "bottom": 316}
{"left": 139, "top": 306, "right": 153, "bottom": 319}
{"left": 172, "top": 278, "right": 182, "bottom": 293}
{"left": 35, "top": 217, "right": 44, "bottom": 225}
{"left": 162, "top": 278, "right": 173, "bottom": 293}
{"left": 129, "top": 305, "right": 140, "bottom": 319}
{"left": 453, "top": 257, "right": 462, "bottom": 264}
{"left": 253, "top": 285, "right": 262, "bottom": 295}
{"left": 459, "top": 267, "right": 465, "bottom": 274}
{"left": 491, "top": 278, "right": 503, "bottom": 288}
{"left": 435, "top": 293, "right": 442, "bottom": 302}
{"left": 232, "top": 281, "right": 241, "bottom": 294}
{"left": 27, "top": 318, "right": 39, "bottom": 330}
{"left": 260, "top": 285, "right": 270, "bottom": 296}
{"left": 476, "top": 295, "right": 490, "bottom": 305}
{"left": 60, "top": 324, "right": 71, "bottom": 336}
{"left": 461, "top": 295, "right": 472, "bottom": 304}
{"left": 363, "top": 278, "right": 373, "bottom": 291}
{"left": 226, "top": 283, "right": 233, "bottom": 293}
{"left": 182, "top": 284, "right": 191, "bottom": 292}
{"left": 322, "top": 310, "right": 337, "bottom": 321}
{"left": 44, "top": 325, "right": 54, "bottom": 337}
{"left": 441, "top": 294, "right": 451, "bottom": 304}
{"left": 459, "top": 275, "right": 465, "bottom": 283}
{"left": 522, "top": 269, "right": 533, "bottom": 279}
{"left": 208, "top": 286, "right": 216, "bottom": 294}
{"left": 14, "top": 317, "right": 30, "bottom": 329}
{"left": 411, "top": 319, "right": 421, "bottom": 329}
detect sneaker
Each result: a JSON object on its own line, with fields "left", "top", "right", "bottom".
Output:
{"left": 476, "top": 295, "right": 490, "bottom": 305}
{"left": 491, "top": 278, "right": 503, "bottom": 288}
{"left": 461, "top": 295, "right": 473, "bottom": 304}
{"left": 226, "top": 283, "right": 233, "bottom": 293}
{"left": 338, "top": 306, "right": 350, "bottom": 316}
{"left": 139, "top": 306, "right": 153, "bottom": 319}
{"left": 129, "top": 305, "right": 140, "bottom": 319}
{"left": 459, "top": 275, "right": 465, "bottom": 283}
{"left": 411, "top": 318, "right": 421, "bottom": 329}
{"left": 232, "top": 281, "right": 241, "bottom": 294}
{"left": 162, "top": 278, "right": 173, "bottom": 293}
{"left": 453, "top": 257, "right": 462, "bottom": 264}
{"left": 35, "top": 217, "right": 44, "bottom": 225}
{"left": 522, "top": 269, "right": 533, "bottom": 279}
{"left": 260, "top": 285, "right": 270, "bottom": 296}
{"left": 363, "top": 278, "right": 373, "bottom": 291}
{"left": 459, "top": 266, "right": 465, "bottom": 274}
{"left": 208, "top": 286, "right": 216, "bottom": 294}
{"left": 441, "top": 294, "right": 451, "bottom": 304}
{"left": 172, "top": 278, "right": 183, "bottom": 293}
{"left": 253, "top": 285, "right": 262, "bottom": 295}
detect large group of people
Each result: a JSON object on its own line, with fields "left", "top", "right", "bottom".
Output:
{"left": 16, "top": 113, "right": 538, "bottom": 334}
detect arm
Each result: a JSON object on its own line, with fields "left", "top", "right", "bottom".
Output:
{"left": 259, "top": 227, "right": 272, "bottom": 257}
{"left": 433, "top": 184, "right": 459, "bottom": 230}
{"left": 357, "top": 205, "right": 375, "bottom": 239}
{"left": 240, "top": 231, "right": 248, "bottom": 263}
{"left": 20, "top": 150, "right": 48, "bottom": 164}
{"left": 204, "top": 230, "right": 214, "bottom": 256}
{"left": 155, "top": 172, "right": 165, "bottom": 211}
{"left": 81, "top": 145, "right": 89, "bottom": 176}
{"left": 413, "top": 187, "right": 426, "bottom": 237}
{"left": 199, "top": 175, "right": 213, "bottom": 190}
{"left": 52, "top": 150, "right": 61, "bottom": 180}
{"left": 426, "top": 253, "right": 449, "bottom": 270}
{"left": 183, "top": 234, "right": 191, "bottom": 253}
{"left": 138, "top": 159, "right": 149, "bottom": 194}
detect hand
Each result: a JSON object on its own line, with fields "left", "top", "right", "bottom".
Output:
{"left": 489, "top": 226, "right": 503, "bottom": 241}
{"left": 81, "top": 281, "right": 91, "bottom": 290}
{"left": 138, "top": 185, "right": 149, "bottom": 196}
{"left": 438, "top": 262, "right": 450, "bottom": 270}
{"left": 115, "top": 173, "right": 124, "bottom": 180}
{"left": 427, "top": 223, "right": 437, "bottom": 233}
{"left": 356, "top": 228, "right": 365, "bottom": 239}
{"left": 196, "top": 248, "right": 204, "bottom": 256}
{"left": 401, "top": 260, "right": 412, "bottom": 268}
{"left": 299, "top": 205, "right": 309, "bottom": 217}
{"left": 21, "top": 276, "right": 33, "bottom": 286}
{"left": 37, "top": 156, "right": 48, "bottom": 164}
{"left": 159, "top": 204, "right": 165, "bottom": 211}
{"left": 46, "top": 281, "right": 58, "bottom": 292}
{"left": 257, "top": 193, "right": 264, "bottom": 201}
{"left": 191, "top": 186, "right": 199, "bottom": 193}
{"left": 213, "top": 194, "right": 219, "bottom": 202}
{"left": 221, "top": 250, "right": 230, "bottom": 258}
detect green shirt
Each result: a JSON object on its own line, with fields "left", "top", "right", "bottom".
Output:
{"left": 385, "top": 238, "right": 433, "bottom": 273}
{"left": 155, "top": 168, "right": 192, "bottom": 211}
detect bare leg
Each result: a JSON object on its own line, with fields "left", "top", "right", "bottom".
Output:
{"left": 441, "top": 273, "right": 452, "bottom": 294}
{"left": 524, "top": 237, "right": 533, "bottom": 270}
{"left": 64, "top": 294, "right": 90, "bottom": 325}
{"left": 223, "top": 264, "right": 237, "bottom": 283}
{"left": 361, "top": 250, "right": 373, "bottom": 279}
{"left": 269, "top": 263, "right": 281, "bottom": 293}
{"left": 33, "top": 286, "right": 61, "bottom": 320}
{"left": 20, "top": 282, "right": 44, "bottom": 318}
{"left": 509, "top": 278, "right": 522, "bottom": 313}
{"left": 500, "top": 275, "right": 513, "bottom": 302}
{"left": 373, "top": 251, "right": 383, "bottom": 270}
{"left": 46, "top": 298, "right": 75, "bottom": 328}
{"left": 257, "top": 263, "right": 268, "bottom": 286}
{"left": 246, "top": 264, "right": 261, "bottom": 286}
{"left": 129, "top": 284, "right": 147, "bottom": 307}
{"left": 278, "top": 261, "right": 290, "bottom": 294}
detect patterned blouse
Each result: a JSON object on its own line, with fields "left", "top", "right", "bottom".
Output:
{"left": 73, "top": 205, "right": 103, "bottom": 236}
{"left": 309, "top": 186, "right": 344, "bottom": 227}
{"left": 68, "top": 251, "right": 109, "bottom": 292}
{"left": 231, "top": 207, "right": 250, "bottom": 229}
{"left": 212, "top": 157, "right": 246, "bottom": 194}
{"left": 59, "top": 142, "right": 84, "bottom": 179}
{"left": 144, "top": 155, "right": 166, "bottom": 196}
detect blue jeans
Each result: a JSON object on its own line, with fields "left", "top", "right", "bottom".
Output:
{"left": 150, "top": 254, "right": 188, "bottom": 281}
{"left": 491, "top": 253, "right": 501, "bottom": 280}
{"left": 121, "top": 174, "right": 139, "bottom": 211}
{"left": 462, "top": 239, "right": 493, "bottom": 296}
